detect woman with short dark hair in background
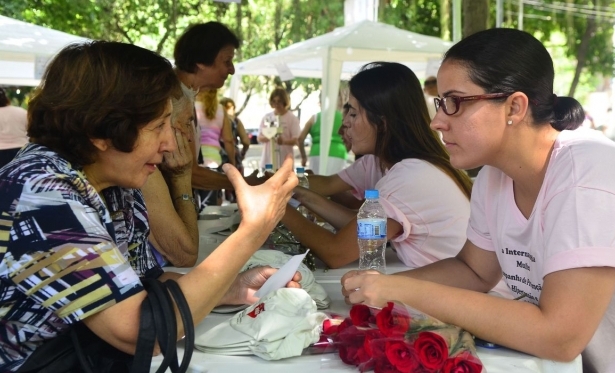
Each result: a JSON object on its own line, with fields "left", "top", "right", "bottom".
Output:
{"left": 0, "top": 87, "right": 28, "bottom": 168}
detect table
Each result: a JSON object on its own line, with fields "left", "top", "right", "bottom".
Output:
{"left": 152, "top": 229, "right": 582, "bottom": 373}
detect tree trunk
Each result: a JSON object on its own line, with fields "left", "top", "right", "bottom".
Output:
{"left": 462, "top": 0, "right": 488, "bottom": 38}
{"left": 569, "top": 18, "right": 596, "bottom": 97}
{"left": 440, "top": 0, "right": 451, "bottom": 41}
{"left": 462, "top": 0, "right": 489, "bottom": 178}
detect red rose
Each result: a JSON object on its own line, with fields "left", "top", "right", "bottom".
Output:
{"left": 376, "top": 302, "right": 411, "bottom": 337}
{"left": 339, "top": 345, "right": 360, "bottom": 365}
{"left": 363, "top": 329, "right": 385, "bottom": 358}
{"left": 322, "top": 319, "right": 340, "bottom": 336}
{"left": 374, "top": 354, "right": 401, "bottom": 373}
{"left": 442, "top": 352, "right": 483, "bottom": 373}
{"left": 413, "top": 332, "right": 449, "bottom": 372}
{"left": 385, "top": 340, "right": 421, "bottom": 373}
{"left": 337, "top": 325, "right": 371, "bottom": 366}
{"left": 350, "top": 304, "right": 373, "bottom": 326}
{"left": 337, "top": 318, "right": 353, "bottom": 335}
{"left": 338, "top": 342, "right": 372, "bottom": 366}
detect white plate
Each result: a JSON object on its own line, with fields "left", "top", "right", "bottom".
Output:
{"left": 211, "top": 304, "right": 249, "bottom": 314}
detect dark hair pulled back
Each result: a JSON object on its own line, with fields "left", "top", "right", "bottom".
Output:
{"left": 443, "top": 28, "right": 583, "bottom": 131}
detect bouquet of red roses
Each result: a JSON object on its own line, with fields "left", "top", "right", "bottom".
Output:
{"left": 330, "top": 302, "right": 484, "bottom": 373}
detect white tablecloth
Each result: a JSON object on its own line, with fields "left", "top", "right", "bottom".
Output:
{"left": 153, "top": 229, "right": 582, "bottom": 373}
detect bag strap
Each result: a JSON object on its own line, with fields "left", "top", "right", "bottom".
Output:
{"left": 145, "top": 278, "right": 178, "bottom": 373}
{"left": 165, "top": 279, "right": 195, "bottom": 373}
{"left": 143, "top": 278, "right": 194, "bottom": 373}
{"left": 130, "top": 284, "right": 158, "bottom": 373}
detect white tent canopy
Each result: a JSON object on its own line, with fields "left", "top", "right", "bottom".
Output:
{"left": 0, "top": 15, "right": 89, "bottom": 86}
{"left": 231, "top": 20, "right": 452, "bottom": 172}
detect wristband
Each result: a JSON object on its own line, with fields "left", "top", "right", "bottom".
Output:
{"left": 174, "top": 194, "right": 199, "bottom": 214}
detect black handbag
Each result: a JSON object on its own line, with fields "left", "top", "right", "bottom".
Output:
{"left": 17, "top": 278, "right": 194, "bottom": 373}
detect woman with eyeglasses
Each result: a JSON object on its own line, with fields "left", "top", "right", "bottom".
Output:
{"left": 342, "top": 29, "right": 615, "bottom": 373}
{"left": 280, "top": 63, "right": 496, "bottom": 292}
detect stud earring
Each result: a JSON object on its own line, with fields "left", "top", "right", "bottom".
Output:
{"left": 507, "top": 120, "right": 513, "bottom": 125}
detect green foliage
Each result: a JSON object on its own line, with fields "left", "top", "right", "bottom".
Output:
{"left": 2, "top": 0, "right": 613, "bottom": 106}
{"left": 380, "top": 0, "right": 441, "bottom": 37}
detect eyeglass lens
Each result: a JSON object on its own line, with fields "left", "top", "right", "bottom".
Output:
{"left": 434, "top": 97, "right": 457, "bottom": 115}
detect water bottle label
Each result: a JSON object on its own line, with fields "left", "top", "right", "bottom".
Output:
{"left": 357, "top": 218, "right": 387, "bottom": 239}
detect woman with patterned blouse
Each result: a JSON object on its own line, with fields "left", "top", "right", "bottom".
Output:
{"left": 0, "top": 41, "right": 298, "bottom": 372}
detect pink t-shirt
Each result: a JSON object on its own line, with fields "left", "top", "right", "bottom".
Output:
{"left": 196, "top": 103, "right": 223, "bottom": 147}
{"left": 467, "top": 128, "right": 615, "bottom": 372}
{"left": 338, "top": 155, "right": 470, "bottom": 269}
{"left": 0, "top": 106, "right": 28, "bottom": 150}
{"left": 259, "top": 111, "right": 300, "bottom": 169}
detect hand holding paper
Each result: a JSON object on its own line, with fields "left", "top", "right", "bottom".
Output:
{"left": 254, "top": 250, "right": 309, "bottom": 298}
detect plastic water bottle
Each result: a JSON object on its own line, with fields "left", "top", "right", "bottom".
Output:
{"left": 296, "top": 167, "right": 308, "bottom": 188}
{"left": 296, "top": 167, "right": 315, "bottom": 221}
{"left": 264, "top": 163, "right": 273, "bottom": 176}
{"left": 357, "top": 189, "right": 387, "bottom": 273}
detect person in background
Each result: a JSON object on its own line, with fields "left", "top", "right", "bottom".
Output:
{"left": 143, "top": 90, "right": 198, "bottom": 267}
{"left": 281, "top": 63, "right": 480, "bottom": 283}
{"left": 172, "top": 21, "right": 256, "bottom": 191}
{"left": 0, "top": 87, "right": 28, "bottom": 168}
{"left": 423, "top": 76, "right": 438, "bottom": 120}
{"left": 298, "top": 91, "right": 348, "bottom": 175}
{"left": 258, "top": 87, "right": 300, "bottom": 170}
{"left": 220, "top": 97, "right": 250, "bottom": 203}
{"left": 342, "top": 29, "right": 615, "bottom": 373}
{"left": 220, "top": 97, "right": 250, "bottom": 170}
{"left": 0, "top": 41, "right": 300, "bottom": 372}
{"left": 195, "top": 89, "right": 235, "bottom": 169}
{"left": 141, "top": 21, "right": 253, "bottom": 266}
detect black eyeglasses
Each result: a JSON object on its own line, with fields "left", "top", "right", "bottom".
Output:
{"left": 434, "top": 93, "right": 512, "bottom": 116}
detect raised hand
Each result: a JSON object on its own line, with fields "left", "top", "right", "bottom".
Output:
{"left": 223, "top": 156, "right": 298, "bottom": 243}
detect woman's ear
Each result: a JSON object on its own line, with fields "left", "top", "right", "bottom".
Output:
{"left": 507, "top": 92, "right": 529, "bottom": 125}
{"left": 90, "top": 138, "right": 109, "bottom": 152}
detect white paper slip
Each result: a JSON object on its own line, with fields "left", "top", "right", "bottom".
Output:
{"left": 254, "top": 250, "right": 309, "bottom": 299}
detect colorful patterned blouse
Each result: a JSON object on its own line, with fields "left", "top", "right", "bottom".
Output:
{"left": 0, "top": 143, "right": 160, "bottom": 371}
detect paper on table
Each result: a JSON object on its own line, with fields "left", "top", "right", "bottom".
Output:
{"left": 254, "top": 250, "right": 309, "bottom": 299}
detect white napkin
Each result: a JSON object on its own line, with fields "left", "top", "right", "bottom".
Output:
{"left": 196, "top": 288, "right": 326, "bottom": 360}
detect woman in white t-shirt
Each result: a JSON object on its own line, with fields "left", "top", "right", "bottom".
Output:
{"left": 281, "top": 62, "right": 475, "bottom": 276}
{"left": 0, "top": 87, "right": 28, "bottom": 168}
{"left": 341, "top": 29, "right": 615, "bottom": 373}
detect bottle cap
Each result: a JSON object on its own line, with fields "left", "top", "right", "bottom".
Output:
{"left": 365, "top": 189, "right": 379, "bottom": 199}
{"left": 296, "top": 167, "right": 305, "bottom": 174}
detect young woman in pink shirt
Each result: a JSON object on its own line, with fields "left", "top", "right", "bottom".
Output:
{"left": 342, "top": 29, "right": 615, "bottom": 373}
{"left": 281, "top": 62, "right": 475, "bottom": 276}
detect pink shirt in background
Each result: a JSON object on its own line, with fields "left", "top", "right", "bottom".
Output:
{"left": 467, "top": 128, "right": 615, "bottom": 373}
{"left": 196, "top": 103, "right": 224, "bottom": 147}
{"left": 0, "top": 106, "right": 28, "bottom": 150}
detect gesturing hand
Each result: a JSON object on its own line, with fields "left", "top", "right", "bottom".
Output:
{"left": 223, "top": 156, "right": 298, "bottom": 243}
{"left": 222, "top": 266, "right": 302, "bottom": 305}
